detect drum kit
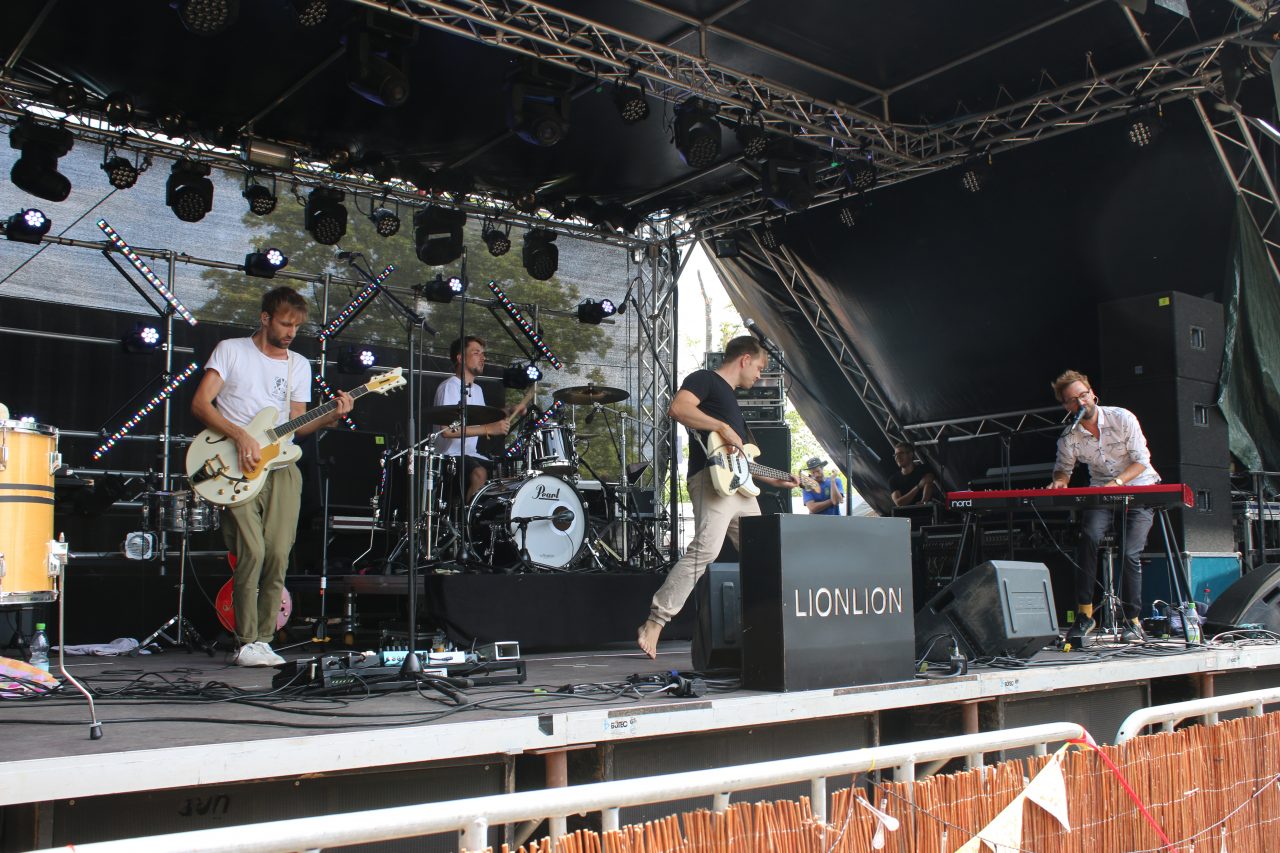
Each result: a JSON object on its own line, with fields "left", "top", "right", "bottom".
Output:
{"left": 0, "top": 419, "right": 64, "bottom": 605}
{"left": 379, "top": 383, "right": 658, "bottom": 574}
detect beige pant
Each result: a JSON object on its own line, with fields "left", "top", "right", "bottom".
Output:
{"left": 649, "top": 468, "right": 761, "bottom": 626}
{"left": 223, "top": 463, "right": 301, "bottom": 644}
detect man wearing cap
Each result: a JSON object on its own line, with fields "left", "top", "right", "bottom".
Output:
{"left": 802, "top": 457, "right": 843, "bottom": 515}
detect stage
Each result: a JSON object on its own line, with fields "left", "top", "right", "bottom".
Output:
{"left": 3, "top": 636, "right": 1280, "bottom": 851}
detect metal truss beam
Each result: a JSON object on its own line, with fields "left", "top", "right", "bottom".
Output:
{"left": 902, "top": 406, "right": 1068, "bottom": 447}
{"left": 632, "top": 223, "right": 678, "bottom": 547}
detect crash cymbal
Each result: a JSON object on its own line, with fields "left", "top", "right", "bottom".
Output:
{"left": 553, "top": 384, "right": 629, "bottom": 405}
{"left": 423, "top": 403, "right": 505, "bottom": 426}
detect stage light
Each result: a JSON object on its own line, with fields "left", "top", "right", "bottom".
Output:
{"left": 9, "top": 116, "right": 74, "bottom": 202}
{"left": 513, "top": 191, "right": 539, "bottom": 214}
{"left": 837, "top": 199, "right": 858, "bottom": 228}
{"left": 762, "top": 157, "right": 817, "bottom": 212}
{"left": 503, "top": 361, "right": 543, "bottom": 389}
{"left": 102, "top": 151, "right": 139, "bottom": 190}
{"left": 305, "top": 187, "right": 347, "bottom": 245}
{"left": 93, "top": 363, "right": 199, "bottom": 460}
{"left": 674, "top": 98, "right": 721, "bottom": 169}
{"left": 166, "top": 159, "right": 213, "bottom": 222}
{"left": 845, "top": 156, "right": 877, "bottom": 192}
{"left": 413, "top": 206, "right": 465, "bottom": 265}
{"left": 613, "top": 81, "right": 649, "bottom": 124}
{"left": 598, "top": 203, "right": 641, "bottom": 234}
{"left": 244, "top": 248, "right": 288, "bottom": 279}
{"left": 507, "top": 63, "right": 571, "bottom": 146}
{"left": 317, "top": 264, "right": 395, "bottom": 342}
{"left": 522, "top": 228, "right": 559, "bottom": 280}
{"left": 6, "top": 209, "right": 50, "bottom": 244}
{"left": 103, "top": 92, "right": 135, "bottom": 127}
{"left": 487, "top": 279, "right": 562, "bottom": 369}
{"left": 289, "top": 0, "right": 328, "bottom": 27}
{"left": 348, "top": 27, "right": 412, "bottom": 107}
{"left": 735, "top": 119, "right": 768, "bottom": 159}
{"left": 759, "top": 220, "right": 781, "bottom": 251}
{"left": 370, "top": 206, "right": 400, "bottom": 237}
{"left": 416, "top": 273, "right": 465, "bottom": 304}
{"left": 576, "top": 298, "right": 616, "bottom": 325}
{"left": 959, "top": 157, "right": 989, "bottom": 194}
{"left": 50, "top": 81, "right": 87, "bottom": 113}
{"left": 711, "top": 234, "right": 740, "bottom": 258}
{"left": 174, "top": 0, "right": 240, "bottom": 35}
{"left": 483, "top": 225, "right": 512, "bottom": 256}
{"left": 243, "top": 180, "right": 277, "bottom": 216}
{"left": 1127, "top": 105, "right": 1165, "bottom": 147}
{"left": 158, "top": 111, "right": 189, "bottom": 138}
{"left": 337, "top": 344, "right": 378, "bottom": 373}
{"left": 121, "top": 322, "right": 162, "bottom": 354}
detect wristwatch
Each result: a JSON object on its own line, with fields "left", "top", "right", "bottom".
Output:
{"left": 1113, "top": 477, "right": 1124, "bottom": 486}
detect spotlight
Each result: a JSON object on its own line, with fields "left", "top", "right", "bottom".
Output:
{"left": 1127, "top": 105, "right": 1165, "bottom": 148}
{"left": 845, "top": 156, "right": 877, "bottom": 192}
{"left": 416, "top": 273, "right": 466, "bottom": 303}
{"left": 613, "top": 81, "right": 649, "bottom": 124}
{"left": 958, "top": 158, "right": 988, "bottom": 194}
{"left": 711, "top": 234, "right": 740, "bottom": 258}
{"left": 5, "top": 209, "right": 51, "bottom": 244}
{"left": 103, "top": 92, "right": 135, "bottom": 127}
{"left": 121, "top": 322, "right": 162, "bottom": 354}
{"left": 9, "top": 116, "right": 74, "bottom": 202}
{"left": 759, "top": 220, "right": 781, "bottom": 251}
{"left": 735, "top": 119, "right": 768, "bottom": 159}
{"left": 243, "top": 181, "right": 277, "bottom": 216}
{"left": 507, "top": 62, "right": 571, "bottom": 146}
{"left": 522, "top": 228, "right": 559, "bottom": 280}
{"left": 305, "top": 187, "right": 348, "bottom": 245}
{"left": 412, "top": 206, "right": 465, "bottom": 265}
{"left": 158, "top": 111, "right": 189, "bottom": 138}
{"left": 50, "top": 81, "right": 87, "bottom": 113}
{"left": 513, "top": 191, "right": 539, "bottom": 214}
{"left": 370, "top": 207, "right": 400, "bottom": 237}
{"left": 674, "top": 98, "right": 721, "bottom": 169}
{"left": 348, "top": 24, "right": 413, "bottom": 108}
{"left": 165, "top": 159, "right": 214, "bottom": 222}
{"left": 173, "top": 0, "right": 240, "bottom": 35}
{"left": 102, "top": 152, "right": 139, "bottom": 190}
{"left": 837, "top": 199, "right": 858, "bottom": 228}
{"left": 337, "top": 345, "right": 378, "bottom": 373}
{"left": 289, "top": 0, "right": 329, "bottom": 27}
{"left": 574, "top": 196, "right": 606, "bottom": 227}
{"left": 502, "top": 361, "right": 543, "bottom": 389}
{"left": 244, "top": 248, "right": 288, "bottom": 279}
{"left": 598, "top": 203, "right": 641, "bottom": 234}
{"left": 576, "top": 298, "right": 617, "bottom": 325}
{"left": 762, "top": 158, "right": 817, "bottom": 211}
{"left": 483, "top": 225, "right": 512, "bottom": 256}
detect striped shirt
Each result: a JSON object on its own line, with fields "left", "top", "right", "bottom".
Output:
{"left": 1054, "top": 405, "right": 1160, "bottom": 487}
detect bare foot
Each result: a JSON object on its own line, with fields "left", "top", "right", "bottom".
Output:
{"left": 637, "top": 619, "right": 663, "bottom": 660}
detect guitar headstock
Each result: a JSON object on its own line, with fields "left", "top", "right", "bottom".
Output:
{"left": 367, "top": 367, "right": 406, "bottom": 395}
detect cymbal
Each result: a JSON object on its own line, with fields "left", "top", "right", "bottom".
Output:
{"left": 423, "top": 403, "right": 505, "bottom": 426}
{"left": 553, "top": 384, "right": 629, "bottom": 405}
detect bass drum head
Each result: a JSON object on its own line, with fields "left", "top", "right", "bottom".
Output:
{"left": 470, "top": 474, "right": 586, "bottom": 569}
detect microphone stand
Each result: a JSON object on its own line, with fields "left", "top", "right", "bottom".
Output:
{"left": 339, "top": 253, "right": 434, "bottom": 679}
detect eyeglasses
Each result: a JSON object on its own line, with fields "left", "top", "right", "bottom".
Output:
{"left": 1062, "top": 390, "right": 1092, "bottom": 406}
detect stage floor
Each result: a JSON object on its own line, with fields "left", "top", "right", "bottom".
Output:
{"left": 4, "top": 636, "right": 1280, "bottom": 809}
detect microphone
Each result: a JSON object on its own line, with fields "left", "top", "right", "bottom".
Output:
{"left": 585, "top": 404, "right": 599, "bottom": 425}
{"left": 1062, "top": 404, "right": 1088, "bottom": 437}
{"left": 743, "top": 317, "right": 768, "bottom": 343}
{"left": 615, "top": 275, "right": 638, "bottom": 315}
{"left": 551, "top": 507, "right": 575, "bottom": 524}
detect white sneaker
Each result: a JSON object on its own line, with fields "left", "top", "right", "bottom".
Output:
{"left": 234, "top": 643, "right": 269, "bottom": 667}
{"left": 256, "top": 642, "right": 285, "bottom": 666}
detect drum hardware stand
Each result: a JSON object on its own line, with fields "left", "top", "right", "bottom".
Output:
{"left": 51, "top": 538, "right": 103, "bottom": 740}
{"left": 313, "top": 477, "right": 333, "bottom": 644}
{"left": 137, "top": 530, "right": 212, "bottom": 655}
{"left": 1097, "top": 541, "right": 1124, "bottom": 640}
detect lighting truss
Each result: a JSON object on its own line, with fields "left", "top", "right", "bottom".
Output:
{"left": 92, "top": 363, "right": 198, "bottom": 460}
{"left": 96, "top": 218, "right": 197, "bottom": 325}
{"left": 485, "top": 279, "right": 562, "bottom": 369}
{"left": 317, "top": 263, "right": 396, "bottom": 342}
{"left": 502, "top": 400, "right": 564, "bottom": 460}
{"left": 314, "top": 374, "right": 358, "bottom": 430}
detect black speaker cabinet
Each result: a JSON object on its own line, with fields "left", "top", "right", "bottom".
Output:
{"left": 691, "top": 563, "right": 742, "bottom": 671}
{"left": 1099, "top": 291, "right": 1225, "bottom": 384}
{"left": 750, "top": 424, "right": 793, "bottom": 515}
{"left": 914, "top": 561, "right": 1060, "bottom": 661}
{"left": 1155, "top": 463, "right": 1235, "bottom": 554}
{"left": 1109, "top": 378, "right": 1229, "bottom": 471}
{"left": 1205, "top": 563, "right": 1280, "bottom": 634}
{"left": 740, "top": 515, "right": 914, "bottom": 691}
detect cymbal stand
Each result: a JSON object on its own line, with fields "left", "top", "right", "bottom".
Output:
{"left": 138, "top": 529, "right": 211, "bottom": 654}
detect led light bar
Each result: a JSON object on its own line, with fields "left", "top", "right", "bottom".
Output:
{"left": 486, "top": 279, "right": 562, "bottom": 369}
{"left": 314, "top": 374, "right": 357, "bottom": 430}
{"left": 318, "top": 264, "right": 396, "bottom": 342}
{"left": 96, "top": 218, "right": 197, "bottom": 326}
{"left": 502, "top": 400, "right": 564, "bottom": 459}
{"left": 92, "top": 363, "right": 199, "bottom": 460}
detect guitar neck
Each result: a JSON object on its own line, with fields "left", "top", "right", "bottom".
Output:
{"left": 747, "top": 460, "right": 793, "bottom": 482}
{"left": 267, "top": 382, "right": 373, "bottom": 441}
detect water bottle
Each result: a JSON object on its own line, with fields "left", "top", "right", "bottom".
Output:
{"left": 1200, "top": 584, "right": 1213, "bottom": 615}
{"left": 29, "top": 623, "right": 50, "bottom": 672}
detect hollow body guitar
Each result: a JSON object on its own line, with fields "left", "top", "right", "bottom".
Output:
{"left": 703, "top": 431, "right": 816, "bottom": 498}
{"left": 186, "top": 368, "right": 405, "bottom": 507}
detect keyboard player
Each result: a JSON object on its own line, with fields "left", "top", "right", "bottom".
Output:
{"left": 1049, "top": 370, "right": 1159, "bottom": 645}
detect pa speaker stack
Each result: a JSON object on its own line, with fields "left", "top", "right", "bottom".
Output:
{"left": 1099, "top": 292, "right": 1232, "bottom": 552}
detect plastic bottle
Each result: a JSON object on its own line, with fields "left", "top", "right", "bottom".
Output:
{"left": 1201, "top": 584, "right": 1213, "bottom": 611}
{"left": 29, "top": 623, "right": 50, "bottom": 672}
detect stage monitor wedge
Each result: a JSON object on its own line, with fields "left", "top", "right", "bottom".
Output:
{"left": 1205, "top": 563, "right": 1280, "bottom": 635}
{"left": 915, "top": 560, "right": 1059, "bottom": 662}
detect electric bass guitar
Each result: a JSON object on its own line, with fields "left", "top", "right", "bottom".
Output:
{"left": 186, "top": 368, "right": 406, "bottom": 507}
{"left": 703, "top": 431, "right": 818, "bottom": 498}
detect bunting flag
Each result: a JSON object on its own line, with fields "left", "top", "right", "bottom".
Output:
{"left": 1024, "top": 744, "right": 1072, "bottom": 831}
{"left": 955, "top": 743, "right": 1071, "bottom": 852}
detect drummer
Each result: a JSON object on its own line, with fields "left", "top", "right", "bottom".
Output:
{"left": 432, "top": 336, "right": 526, "bottom": 503}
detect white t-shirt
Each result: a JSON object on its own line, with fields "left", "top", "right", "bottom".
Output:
{"left": 205, "top": 337, "right": 312, "bottom": 431}
{"left": 432, "top": 375, "right": 487, "bottom": 458}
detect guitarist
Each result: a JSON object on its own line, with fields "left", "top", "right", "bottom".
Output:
{"left": 191, "top": 286, "right": 352, "bottom": 667}
{"left": 637, "top": 336, "right": 799, "bottom": 659}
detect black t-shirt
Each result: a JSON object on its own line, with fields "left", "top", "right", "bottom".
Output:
{"left": 680, "top": 369, "right": 748, "bottom": 477}
{"left": 889, "top": 465, "right": 929, "bottom": 500}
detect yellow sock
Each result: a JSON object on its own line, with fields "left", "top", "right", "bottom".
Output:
{"left": 1079, "top": 604, "right": 1094, "bottom": 619}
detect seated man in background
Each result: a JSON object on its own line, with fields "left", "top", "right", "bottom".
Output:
{"left": 890, "top": 443, "right": 937, "bottom": 506}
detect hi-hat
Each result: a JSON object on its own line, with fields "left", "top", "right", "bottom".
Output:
{"left": 553, "top": 384, "right": 629, "bottom": 405}
{"left": 423, "top": 403, "right": 505, "bottom": 425}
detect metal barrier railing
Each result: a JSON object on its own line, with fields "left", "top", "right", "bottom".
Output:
{"left": 38, "top": 722, "right": 1085, "bottom": 853}
{"left": 1115, "top": 686, "right": 1280, "bottom": 743}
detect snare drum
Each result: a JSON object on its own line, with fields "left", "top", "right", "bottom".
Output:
{"left": 145, "top": 490, "right": 221, "bottom": 534}
{"left": 0, "top": 420, "right": 61, "bottom": 604}
{"left": 525, "top": 425, "right": 577, "bottom": 476}
{"left": 467, "top": 473, "right": 586, "bottom": 569}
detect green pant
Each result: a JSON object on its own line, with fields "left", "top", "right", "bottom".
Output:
{"left": 222, "top": 463, "right": 301, "bottom": 644}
